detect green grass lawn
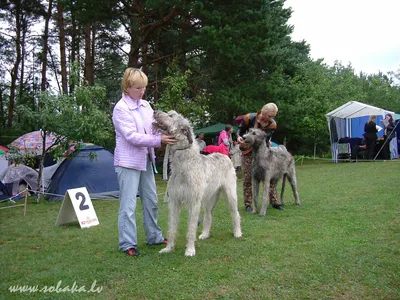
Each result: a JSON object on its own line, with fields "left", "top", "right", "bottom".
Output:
{"left": 1, "top": 159, "right": 399, "bottom": 299}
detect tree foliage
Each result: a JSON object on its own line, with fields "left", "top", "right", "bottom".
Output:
{"left": 0, "top": 0, "right": 399, "bottom": 157}
{"left": 11, "top": 85, "right": 114, "bottom": 192}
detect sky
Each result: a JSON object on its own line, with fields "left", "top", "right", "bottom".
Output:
{"left": 283, "top": 0, "right": 400, "bottom": 75}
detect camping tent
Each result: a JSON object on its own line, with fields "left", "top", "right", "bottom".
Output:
{"left": 0, "top": 155, "right": 8, "bottom": 177}
{"left": 0, "top": 181, "right": 11, "bottom": 200}
{"left": 326, "top": 101, "right": 398, "bottom": 161}
{"left": 46, "top": 145, "right": 119, "bottom": 202}
{"left": 194, "top": 123, "right": 238, "bottom": 136}
{"left": 0, "top": 164, "right": 39, "bottom": 196}
{"left": 42, "top": 159, "right": 64, "bottom": 190}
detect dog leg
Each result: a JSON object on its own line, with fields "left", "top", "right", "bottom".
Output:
{"left": 260, "top": 179, "right": 270, "bottom": 216}
{"left": 223, "top": 184, "right": 242, "bottom": 238}
{"left": 280, "top": 174, "right": 286, "bottom": 206}
{"left": 287, "top": 170, "right": 301, "bottom": 206}
{"left": 199, "top": 193, "right": 218, "bottom": 240}
{"left": 185, "top": 202, "right": 202, "bottom": 257}
{"left": 159, "top": 199, "right": 181, "bottom": 254}
{"left": 252, "top": 179, "right": 260, "bottom": 214}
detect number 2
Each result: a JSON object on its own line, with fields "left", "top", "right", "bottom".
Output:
{"left": 76, "top": 192, "right": 89, "bottom": 210}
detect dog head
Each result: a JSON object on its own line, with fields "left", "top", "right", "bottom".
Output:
{"left": 243, "top": 128, "right": 268, "bottom": 148}
{"left": 153, "top": 110, "right": 194, "bottom": 149}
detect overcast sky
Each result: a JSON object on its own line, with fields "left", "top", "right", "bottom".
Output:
{"left": 283, "top": 0, "right": 400, "bottom": 75}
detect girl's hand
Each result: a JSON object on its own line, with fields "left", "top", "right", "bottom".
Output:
{"left": 162, "top": 135, "right": 177, "bottom": 145}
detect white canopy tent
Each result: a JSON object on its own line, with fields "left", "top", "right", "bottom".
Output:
{"left": 326, "top": 101, "right": 398, "bottom": 162}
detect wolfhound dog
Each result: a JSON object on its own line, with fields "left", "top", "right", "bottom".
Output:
{"left": 153, "top": 110, "right": 242, "bottom": 256}
{"left": 243, "top": 128, "right": 301, "bottom": 216}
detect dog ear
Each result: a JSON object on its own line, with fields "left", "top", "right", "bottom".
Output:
{"left": 168, "top": 110, "right": 178, "bottom": 117}
{"left": 185, "top": 126, "right": 193, "bottom": 144}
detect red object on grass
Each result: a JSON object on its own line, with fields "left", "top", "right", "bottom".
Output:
{"left": 203, "top": 144, "right": 229, "bottom": 156}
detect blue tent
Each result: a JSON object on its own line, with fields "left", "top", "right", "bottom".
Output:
{"left": 46, "top": 145, "right": 119, "bottom": 202}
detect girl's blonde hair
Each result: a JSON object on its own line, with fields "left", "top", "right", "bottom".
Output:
{"left": 261, "top": 103, "right": 278, "bottom": 114}
{"left": 121, "top": 68, "right": 148, "bottom": 95}
{"left": 368, "top": 115, "right": 376, "bottom": 123}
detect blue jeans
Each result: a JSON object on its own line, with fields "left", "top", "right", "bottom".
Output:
{"left": 116, "top": 159, "right": 164, "bottom": 251}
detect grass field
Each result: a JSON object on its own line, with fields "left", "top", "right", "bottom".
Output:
{"left": 1, "top": 159, "right": 399, "bottom": 299}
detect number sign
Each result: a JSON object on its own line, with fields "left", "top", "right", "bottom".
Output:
{"left": 55, "top": 187, "right": 99, "bottom": 228}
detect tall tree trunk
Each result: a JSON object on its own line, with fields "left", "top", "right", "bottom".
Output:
{"left": 0, "top": 88, "right": 4, "bottom": 127}
{"left": 314, "top": 142, "right": 317, "bottom": 161}
{"left": 153, "top": 31, "right": 159, "bottom": 104}
{"left": 57, "top": 2, "right": 68, "bottom": 94}
{"left": 84, "top": 24, "right": 94, "bottom": 85}
{"left": 41, "top": 0, "right": 53, "bottom": 91}
{"left": 91, "top": 24, "right": 95, "bottom": 83}
{"left": 48, "top": 47, "right": 61, "bottom": 92}
{"left": 69, "top": 4, "right": 77, "bottom": 93}
{"left": 37, "top": 130, "right": 48, "bottom": 200}
{"left": 7, "top": 5, "right": 22, "bottom": 128}
{"left": 19, "top": 18, "right": 27, "bottom": 101}
{"left": 128, "top": 0, "right": 144, "bottom": 68}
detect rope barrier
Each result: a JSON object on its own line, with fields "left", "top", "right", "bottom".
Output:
{"left": 294, "top": 156, "right": 399, "bottom": 163}
{"left": 0, "top": 204, "right": 25, "bottom": 210}
{"left": 0, "top": 188, "right": 30, "bottom": 203}
{"left": 26, "top": 189, "right": 64, "bottom": 198}
{"left": 0, "top": 188, "right": 29, "bottom": 216}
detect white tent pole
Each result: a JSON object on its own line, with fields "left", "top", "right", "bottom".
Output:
{"left": 349, "top": 119, "right": 352, "bottom": 137}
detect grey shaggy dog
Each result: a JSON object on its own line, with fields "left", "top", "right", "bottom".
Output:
{"left": 153, "top": 110, "right": 242, "bottom": 257}
{"left": 243, "top": 128, "right": 301, "bottom": 216}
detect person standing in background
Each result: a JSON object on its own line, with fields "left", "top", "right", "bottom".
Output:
{"left": 381, "top": 113, "right": 395, "bottom": 159}
{"left": 196, "top": 132, "right": 206, "bottom": 151}
{"left": 218, "top": 124, "right": 234, "bottom": 154}
{"left": 229, "top": 132, "right": 242, "bottom": 172}
{"left": 364, "top": 115, "right": 378, "bottom": 160}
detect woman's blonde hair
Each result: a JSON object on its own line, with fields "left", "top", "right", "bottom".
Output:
{"left": 368, "top": 115, "right": 376, "bottom": 123}
{"left": 261, "top": 103, "right": 278, "bottom": 114}
{"left": 121, "top": 68, "right": 148, "bottom": 95}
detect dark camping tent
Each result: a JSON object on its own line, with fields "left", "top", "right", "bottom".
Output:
{"left": 194, "top": 123, "right": 239, "bottom": 146}
{"left": 0, "top": 181, "right": 11, "bottom": 200}
{"left": 194, "top": 123, "right": 238, "bottom": 136}
{"left": 46, "top": 145, "right": 119, "bottom": 202}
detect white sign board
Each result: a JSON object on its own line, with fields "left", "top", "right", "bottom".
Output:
{"left": 55, "top": 187, "right": 99, "bottom": 228}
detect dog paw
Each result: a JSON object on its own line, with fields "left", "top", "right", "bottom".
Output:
{"left": 185, "top": 248, "right": 196, "bottom": 257}
{"left": 259, "top": 212, "right": 266, "bottom": 217}
{"left": 296, "top": 202, "right": 302, "bottom": 206}
{"left": 234, "top": 231, "right": 242, "bottom": 238}
{"left": 159, "top": 247, "right": 173, "bottom": 254}
{"left": 199, "top": 233, "right": 209, "bottom": 240}
{"left": 252, "top": 209, "right": 258, "bottom": 214}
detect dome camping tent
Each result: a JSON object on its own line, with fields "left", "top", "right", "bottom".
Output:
{"left": 46, "top": 145, "right": 119, "bottom": 202}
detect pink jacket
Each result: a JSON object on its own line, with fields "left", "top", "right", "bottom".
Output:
{"left": 112, "top": 93, "right": 162, "bottom": 171}
{"left": 218, "top": 130, "right": 230, "bottom": 152}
